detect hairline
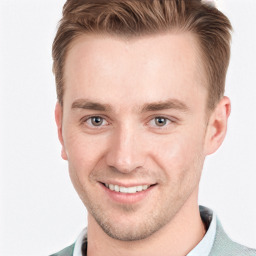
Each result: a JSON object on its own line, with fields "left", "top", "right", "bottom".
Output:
{"left": 61, "top": 29, "right": 212, "bottom": 112}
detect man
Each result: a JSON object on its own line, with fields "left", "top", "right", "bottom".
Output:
{"left": 51, "top": 0, "right": 256, "bottom": 255}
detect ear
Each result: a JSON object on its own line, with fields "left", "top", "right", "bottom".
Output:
{"left": 204, "top": 96, "right": 231, "bottom": 155}
{"left": 55, "top": 102, "right": 68, "bottom": 160}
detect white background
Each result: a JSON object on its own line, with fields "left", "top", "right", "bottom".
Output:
{"left": 0, "top": 0, "right": 256, "bottom": 255}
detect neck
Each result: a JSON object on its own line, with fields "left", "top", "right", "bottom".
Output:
{"left": 87, "top": 192, "right": 205, "bottom": 256}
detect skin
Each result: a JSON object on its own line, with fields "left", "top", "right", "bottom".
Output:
{"left": 55, "top": 32, "right": 231, "bottom": 256}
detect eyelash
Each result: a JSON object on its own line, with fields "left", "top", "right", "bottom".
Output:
{"left": 80, "top": 115, "right": 175, "bottom": 129}
{"left": 148, "top": 117, "right": 173, "bottom": 129}
{"left": 81, "top": 115, "right": 109, "bottom": 128}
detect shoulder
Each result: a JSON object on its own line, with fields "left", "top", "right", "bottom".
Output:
{"left": 49, "top": 243, "right": 75, "bottom": 256}
{"left": 209, "top": 218, "right": 256, "bottom": 256}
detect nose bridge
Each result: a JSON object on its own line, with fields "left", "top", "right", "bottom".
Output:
{"left": 106, "top": 121, "right": 144, "bottom": 173}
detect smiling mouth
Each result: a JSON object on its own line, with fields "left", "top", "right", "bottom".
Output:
{"left": 102, "top": 183, "right": 154, "bottom": 194}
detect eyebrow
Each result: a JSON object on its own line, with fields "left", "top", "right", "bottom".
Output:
{"left": 141, "top": 99, "right": 190, "bottom": 113}
{"left": 71, "top": 99, "right": 112, "bottom": 111}
{"left": 71, "top": 98, "right": 189, "bottom": 113}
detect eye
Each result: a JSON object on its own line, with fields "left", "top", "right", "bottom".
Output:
{"left": 148, "top": 116, "right": 172, "bottom": 128}
{"left": 154, "top": 117, "right": 168, "bottom": 126}
{"left": 84, "top": 116, "right": 108, "bottom": 127}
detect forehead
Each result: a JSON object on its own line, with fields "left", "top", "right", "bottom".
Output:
{"left": 63, "top": 32, "right": 207, "bottom": 111}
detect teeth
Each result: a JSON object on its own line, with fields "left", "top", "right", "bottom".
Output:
{"left": 142, "top": 185, "right": 148, "bottom": 190}
{"left": 106, "top": 184, "right": 150, "bottom": 193}
{"left": 136, "top": 186, "right": 143, "bottom": 192}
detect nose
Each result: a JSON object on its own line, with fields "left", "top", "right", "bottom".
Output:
{"left": 105, "top": 124, "right": 146, "bottom": 174}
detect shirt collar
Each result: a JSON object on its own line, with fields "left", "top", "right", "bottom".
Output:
{"left": 187, "top": 206, "right": 217, "bottom": 256}
{"left": 73, "top": 205, "right": 217, "bottom": 256}
{"left": 73, "top": 228, "right": 87, "bottom": 256}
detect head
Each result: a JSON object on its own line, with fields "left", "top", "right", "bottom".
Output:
{"left": 53, "top": 0, "right": 232, "bottom": 241}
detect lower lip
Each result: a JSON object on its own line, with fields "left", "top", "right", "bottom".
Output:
{"left": 99, "top": 183, "right": 155, "bottom": 204}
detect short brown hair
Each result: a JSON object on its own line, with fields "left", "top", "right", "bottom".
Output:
{"left": 52, "top": 0, "right": 232, "bottom": 109}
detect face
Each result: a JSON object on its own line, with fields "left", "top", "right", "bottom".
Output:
{"left": 56, "top": 32, "right": 221, "bottom": 241}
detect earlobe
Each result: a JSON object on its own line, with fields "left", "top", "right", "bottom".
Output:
{"left": 204, "top": 96, "right": 231, "bottom": 155}
{"left": 55, "top": 102, "right": 68, "bottom": 160}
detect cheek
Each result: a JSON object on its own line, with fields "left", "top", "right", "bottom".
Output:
{"left": 149, "top": 131, "right": 205, "bottom": 178}
{"left": 64, "top": 129, "right": 107, "bottom": 176}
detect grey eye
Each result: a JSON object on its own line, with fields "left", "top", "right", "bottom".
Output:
{"left": 155, "top": 117, "right": 167, "bottom": 126}
{"left": 91, "top": 116, "right": 104, "bottom": 126}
